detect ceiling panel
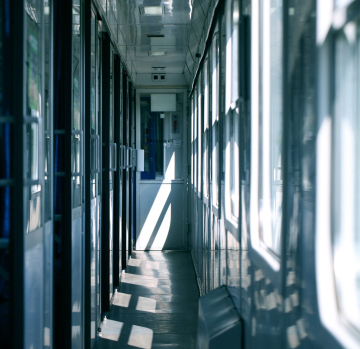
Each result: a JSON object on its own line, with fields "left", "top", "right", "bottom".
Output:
{"left": 135, "top": 59, "right": 186, "bottom": 74}
{"left": 118, "top": 24, "right": 189, "bottom": 46}
{"left": 111, "top": 0, "right": 216, "bottom": 82}
{"left": 117, "top": 0, "right": 192, "bottom": 25}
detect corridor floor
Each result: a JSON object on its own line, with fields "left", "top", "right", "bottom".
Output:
{"left": 96, "top": 251, "right": 199, "bottom": 349}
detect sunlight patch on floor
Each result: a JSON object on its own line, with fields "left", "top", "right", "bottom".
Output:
{"left": 99, "top": 319, "right": 124, "bottom": 342}
{"left": 128, "top": 325, "right": 153, "bottom": 349}
{"left": 122, "top": 273, "right": 159, "bottom": 288}
{"left": 136, "top": 296, "right": 157, "bottom": 313}
{"left": 128, "top": 258, "right": 142, "bottom": 267}
{"left": 113, "top": 292, "right": 131, "bottom": 308}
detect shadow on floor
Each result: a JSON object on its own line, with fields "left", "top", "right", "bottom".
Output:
{"left": 96, "top": 251, "right": 199, "bottom": 349}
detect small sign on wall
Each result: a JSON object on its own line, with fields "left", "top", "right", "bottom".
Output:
{"left": 172, "top": 114, "right": 180, "bottom": 134}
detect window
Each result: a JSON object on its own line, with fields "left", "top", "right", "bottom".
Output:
{"left": 194, "top": 88, "right": 198, "bottom": 189}
{"left": 140, "top": 95, "right": 164, "bottom": 180}
{"left": 197, "top": 76, "right": 202, "bottom": 196}
{"left": 258, "top": 0, "right": 283, "bottom": 255}
{"left": 191, "top": 96, "right": 194, "bottom": 186}
{"left": 72, "top": 0, "right": 82, "bottom": 208}
{"left": 211, "top": 28, "right": 220, "bottom": 210}
{"left": 225, "top": 0, "right": 240, "bottom": 221}
{"left": 140, "top": 92, "right": 184, "bottom": 181}
{"left": 90, "top": 10, "right": 99, "bottom": 199}
{"left": 25, "top": 0, "right": 44, "bottom": 232}
{"left": 250, "top": 0, "right": 283, "bottom": 278}
{"left": 333, "top": 18, "right": 360, "bottom": 331}
{"left": 203, "top": 56, "right": 210, "bottom": 199}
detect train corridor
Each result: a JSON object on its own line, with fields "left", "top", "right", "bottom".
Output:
{"left": 97, "top": 251, "right": 199, "bottom": 349}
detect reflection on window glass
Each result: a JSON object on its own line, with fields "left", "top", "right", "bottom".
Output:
{"left": 110, "top": 52, "right": 113, "bottom": 143}
{"left": 258, "top": 0, "right": 283, "bottom": 255}
{"left": 194, "top": 88, "right": 198, "bottom": 189}
{"left": 97, "top": 30, "right": 102, "bottom": 196}
{"left": 140, "top": 93, "right": 183, "bottom": 180}
{"left": 109, "top": 51, "right": 114, "bottom": 188}
{"left": 25, "top": 0, "right": 42, "bottom": 233}
{"left": 72, "top": 0, "right": 82, "bottom": 208}
{"left": 44, "top": 0, "right": 51, "bottom": 221}
{"left": 230, "top": 109, "right": 240, "bottom": 218}
{"left": 191, "top": 97, "right": 194, "bottom": 186}
{"left": 203, "top": 57, "right": 210, "bottom": 198}
{"left": 26, "top": 1, "right": 41, "bottom": 117}
{"left": 227, "top": 0, "right": 240, "bottom": 219}
{"left": 333, "top": 21, "right": 360, "bottom": 330}
{"left": 212, "top": 33, "right": 220, "bottom": 208}
{"left": 165, "top": 93, "right": 183, "bottom": 180}
{"left": 197, "top": 79, "right": 202, "bottom": 194}
{"left": 90, "top": 10, "right": 98, "bottom": 199}
{"left": 221, "top": 12, "right": 226, "bottom": 181}
{"left": 140, "top": 96, "right": 164, "bottom": 180}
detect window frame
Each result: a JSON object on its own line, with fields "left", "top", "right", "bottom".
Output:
{"left": 203, "top": 54, "right": 210, "bottom": 204}
{"left": 224, "top": 0, "right": 240, "bottom": 234}
{"left": 197, "top": 73, "right": 203, "bottom": 199}
{"left": 316, "top": 1, "right": 360, "bottom": 347}
{"left": 211, "top": 24, "right": 221, "bottom": 218}
{"left": 249, "top": 0, "right": 283, "bottom": 287}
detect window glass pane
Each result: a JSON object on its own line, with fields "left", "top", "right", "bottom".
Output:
{"left": 203, "top": 57, "right": 209, "bottom": 198}
{"left": 72, "top": 0, "right": 82, "bottom": 208}
{"left": 333, "top": 21, "right": 360, "bottom": 330}
{"left": 212, "top": 32, "right": 220, "bottom": 207}
{"left": 229, "top": 0, "right": 240, "bottom": 218}
{"left": 165, "top": 93, "right": 183, "bottom": 180}
{"left": 110, "top": 51, "right": 113, "bottom": 143}
{"left": 194, "top": 88, "right": 198, "bottom": 189}
{"left": 44, "top": 0, "right": 51, "bottom": 221}
{"left": 97, "top": 30, "right": 102, "bottom": 196}
{"left": 25, "top": 0, "right": 43, "bottom": 232}
{"left": 0, "top": 0, "right": 12, "bottom": 252}
{"left": 140, "top": 95, "right": 164, "bottom": 180}
{"left": 109, "top": 50, "right": 114, "bottom": 189}
{"left": 232, "top": 0, "right": 239, "bottom": 103}
{"left": 197, "top": 78, "right": 202, "bottom": 194}
{"left": 191, "top": 97, "right": 194, "bottom": 186}
{"left": 26, "top": 1, "right": 42, "bottom": 117}
{"left": 90, "top": 10, "right": 97, "bottom": 199}
{"left": 336, "top": 0, "right": 354, "bottom": 8}
{"left": 258, "top": 0, "right": 283, "bottom": 255}
{"left": 221, "top": 11, "right": 226, "bottom": 181}
{"left": 230, "top": 109, "right": 240, "bottom": 217}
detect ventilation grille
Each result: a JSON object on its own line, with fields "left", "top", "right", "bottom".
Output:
{"left": 152, "top": 74, "right": 166, "bottom": 82}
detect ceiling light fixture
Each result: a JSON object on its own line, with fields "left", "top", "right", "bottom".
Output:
{"left": 140, "top": 6, "right": 164, "bottom": 16}
{"left": 148, "top": 51, "right": 167, "bottom": 56}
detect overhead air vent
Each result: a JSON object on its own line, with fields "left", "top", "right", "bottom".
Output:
{"left": 146, "top": 34, "right": 165, "bottom": 38}
{"left": 152, "top": 74, "right": 166, "bottom": 82}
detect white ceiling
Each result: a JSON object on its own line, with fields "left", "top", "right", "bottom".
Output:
{"left": 113, "top": 0, "right": 213, "bottom": 80}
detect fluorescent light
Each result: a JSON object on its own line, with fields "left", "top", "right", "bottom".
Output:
{"left": 140, "top": 6, "right": 164, "bottom": 16}
{"left": 148, "top": 51, "right": 167, "bottom": 56}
